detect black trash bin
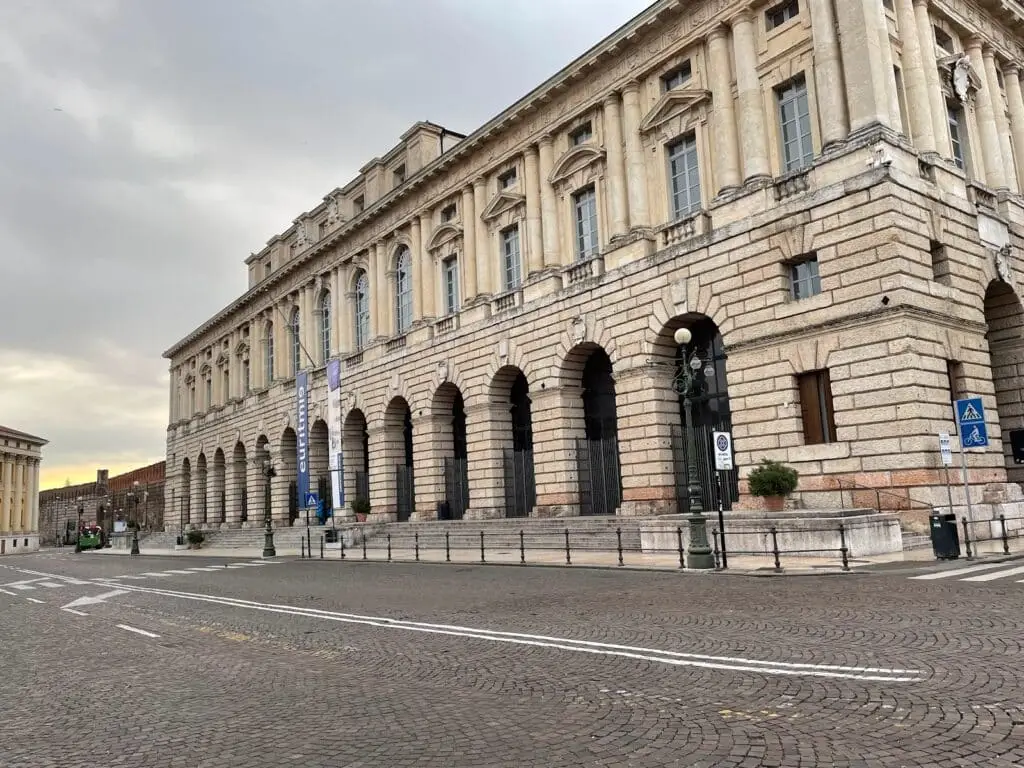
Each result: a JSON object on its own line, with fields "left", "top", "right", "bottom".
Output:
{"left": 437, "top": 502, "right": 451, "bottom": 521}
{"left": 324, "top": 529, "right": 338, "bottom": 544}
{"left": 929, "top": 512, "right": 961, "bottom": 560}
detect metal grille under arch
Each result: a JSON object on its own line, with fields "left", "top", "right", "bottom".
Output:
{"left": 443, "top": 457, "right": 469, "bottom": 520}
{"left": 288, "top": 481, "right": 298, "bottom": 524}
{"left": 671, "top": 424, "right": 739, "bottom": 515}
{"left": 576, "top": 437, "right": 622, "bottom": 517}
{"left": 503, "top": 448, "right": 536, "bottom": 518}
{"left": 395, "top": 465, "right": 415, "bottom": 522}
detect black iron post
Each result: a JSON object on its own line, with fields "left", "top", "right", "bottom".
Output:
{"left": 682, "top": 392, "right": 714, "bottom": 569}
{"left": 262, "top": 462, "right": 277, "bottom": 558}
{"left": 74, "top": 498, "right": 84, "bottom": 553}
{"left": 129, "top": 482, "right": 141, "bottom": 555}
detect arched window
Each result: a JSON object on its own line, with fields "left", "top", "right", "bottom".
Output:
{"left": 354, "top": 271, "right": 370, "bottom": 350}
{"left": 320, "top": 291, "right": 331, "bottom": 362}
{"left": 395, "top": 247, "right": 412, "bottom": 334}
{"left": 265, "top": 322, "right": 275, "bottom": 383}
{"left": 290, "top": 307, "right": 301, "bottom": 374}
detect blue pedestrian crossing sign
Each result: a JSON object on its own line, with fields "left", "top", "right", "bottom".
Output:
{"left": 955, "top": 397, "right": 989, "bottom": 448}
{"left": 304, "top": 492, "right": 319, "bottom": 509}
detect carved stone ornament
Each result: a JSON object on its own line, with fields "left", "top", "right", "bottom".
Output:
{"left": 295, "top": 220, "right": 308, "bottom": 248}
{"left": 436, "top": 360, "right": 449, "bottom": 383}
{"left": 326, "top": 197, "right": 341, "bottom": 224}
{"left": 953, "top": 57, "right": 971, "bottom": 103}
{"left": 995, "top": 245, "right": 1014, "bottom": 286}
{"left": 570, "top": 316, "right": 587, "bottom": 345}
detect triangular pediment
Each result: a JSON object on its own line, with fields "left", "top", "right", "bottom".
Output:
{"left": 549, "top": 145, "right": 607, "bottom": 185}
{"left": 639, "top": 87, "right": 712, "bottom": 133}
{"left": 481, "top": 190, "right": 526, "bottom": 221}
{"left": 427, "top": 222, "right": 463, "bottom": 251}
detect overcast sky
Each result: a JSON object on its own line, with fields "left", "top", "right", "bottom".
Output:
{"left": 0, "top": 0, "right": 654, "bottom": 488}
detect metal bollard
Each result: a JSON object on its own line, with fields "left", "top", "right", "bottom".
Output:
{"left": 676, "top": 526, "right": 684, "bottom": 569}
{"left": 839, "top": 523, "right": 849, "bottom": 572}
{"left": 387, "top": 533, "right": 392, "bottom": 562}
{"left": 320, "top": 535, "right": 324, "bottom": 560}
{"left": 480, "top": 531, "right": 485, "bottom": 564}
{"left": 616, "top": 527, "right": 623, "bottom": 567}
{"left": 712, "top": 529, "right": 721, "bottom": 570}
{"left": 564, "top": 528, "right": 571, "bottom": 565}
{"left": 445, "top": 530, "right": 451, "bottom": 563}
{"left": 519, "top": 530, "right": 525, "bottom": 564}
{"left": 770, "top": 526, "right": 781, "bottom": 572}
{"left": 414, "top": 532, "right": 420, "bottom": 562}
{"left": 340, "top": 534, "right": 346, "bottom": 560}
{"left": 1000, "top": 514, "right": 1009, "bottom": 555}
{"left": 961, "top": 517, "right": 973, "bottom": 560}
{"left": 300, "top": 537, "right": 306, "bottom": 559}
{"left": 362, "top": 533, "right": 367, "bottom": 560}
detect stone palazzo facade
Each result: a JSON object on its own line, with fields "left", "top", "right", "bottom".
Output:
{"left": 0, "top": 426, "right": 46, "bottom": 554}
{"left": 164, "top": 0, "right": 1024, "bottom": 532}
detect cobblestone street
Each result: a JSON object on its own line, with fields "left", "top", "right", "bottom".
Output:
{"left": 2, "top": 551, "right": 1024, "bottom": 767}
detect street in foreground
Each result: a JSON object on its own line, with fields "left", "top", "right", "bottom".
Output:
{"left": 2, "top": 551, "right": 1023, "bottom": 767}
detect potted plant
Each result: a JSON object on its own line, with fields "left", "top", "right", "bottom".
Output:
{"left": 353, "top": 496, "right": 371, "bottom": 523}
{"left": 186, "top": 529, "right": 206, "bottom": 550}
{"left": 747, "top": 459, "right": 799, "bottom": 512}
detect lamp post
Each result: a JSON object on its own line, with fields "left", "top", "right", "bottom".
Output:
{"left": 672, "top": 327, "right": 715, "bottom": 570}
{"left": 74, "top": 496, "right": 84, "bottom": 553}
{"left": 127, "top": 481, "right": 141, "bottom": 556}
{"left": 262, "top": 459, "right": 277, "bottom": 558}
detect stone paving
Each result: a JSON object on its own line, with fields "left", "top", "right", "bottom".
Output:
{"left": 1, "top": 550, "right": 1023, "bottom": 767}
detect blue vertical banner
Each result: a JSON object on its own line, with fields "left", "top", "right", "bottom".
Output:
{"left": 296, "top": 370, "right": 310, "bottom": 509}
{"left": 326, "top": 359, "right": 345, "bottom": 510}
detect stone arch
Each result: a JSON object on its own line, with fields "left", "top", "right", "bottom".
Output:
{"left": 388, "top": 241, "right": 414, "bottom": 272}
{"left": 490, "top": 365, "right": 536, "bottom": 518}
{"left": 343, "top": 408, "right": 370, "bottom": 510}
{"left": 554, "top": 318, "right": 618, "bottom": 387}
{"left": 430, "top": 382, "right": 469, "bottom": 520}
{"left": 180, "top": 457, "right": 192, "bottom": 526}
{"left": 232, "top": 441, "right": 248, "bottom": 525}
{"left": 549, "top": 145, "right": 607, "bottom": 184}
{"left": 309, "top": 419, "right": 331, "bottom": 519}
{"left": 483, "top": 340, "right": 536, "bottom": 396}
{"left": 383, "top": 396, "right": 415, "bottom": 522}
{"left": 984, "top": 279, "right": 1024, "bottom": 485}
{"left": 427, "top": 223, "right": 463, "bottom": 251}
{"left": 211, "top": 447, "right": 226, "bottom": 525}
{"left": 644, "top": 281, "right": 733, "bottom": 358}
{"left": 195, "top": 453, "right": 209, "bottom": 525}
{"left": 277, "top": 427, "right": 298, "bottom": 525}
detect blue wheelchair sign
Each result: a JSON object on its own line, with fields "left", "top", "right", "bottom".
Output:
{"left": 955, "top": 397, "right": 989, "bottom": 448}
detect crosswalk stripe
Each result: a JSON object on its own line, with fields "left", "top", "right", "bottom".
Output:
{"left": 909, "top": 562, "right": 1013, "bottom": 580}
{"left": 961, "top": 564, "right": 1024, "bottom": 582}
{"left": 114, "top": 575, "right": 150, "bottom": 580}
{"left": 11, "top": 584, "right": 34, "bottom": 591}
{"left": 162, "top": 570, "right": 196, "bottom": 575}
{"left": 38, "top": 582, "right": 64, "bottom": 588}
{"left": 141, "top": 572, "right": 170, "bottom": 577}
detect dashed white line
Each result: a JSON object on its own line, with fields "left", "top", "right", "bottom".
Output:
{"left": 909, "top": 562, "right": 1011, "bottom": 580}
{"left": 0, "top": 588, "right": 15, "bottom": 596}
{"left": 116, "top": 624, "right": 160, "bottom": 639}
{"left": 961, "top": 564, "right": 1024, "bottom": 582}
{"left": 62, "top": 608, "right": 89, "bottom": 617}
{"left": 25, "top": 597, "right": 44, "bottom": 604}
{"left": 11, "top": 584, "right": 35, "bottom": 591}
{"left": 141, "top": 572, "right": 171, "bottom": 578}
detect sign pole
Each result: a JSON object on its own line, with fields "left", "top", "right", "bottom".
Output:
{"left": 711, "top": 431, "right": 733, "bottom": 569}
{"left": 953, "top": 397, "right": 987, "bottom": 525}
{"left": 938, "top": 433, "right": 954, "bottom": 514}
{"left": 715, "top": 471, "right": 727, "bottom": 569}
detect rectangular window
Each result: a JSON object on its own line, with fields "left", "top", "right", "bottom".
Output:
{"left": 441, "top": 203, "right": 457, "bottom": 222}
{"left": 894, "top": 67, "right": 909, "bottom": 135}
{"left": 777, "top": 77, "right": 814, "bottom": 172}
{"left": 790, "top": 254, "right": 821, "bottom": 300}
{"left": 223, "top": 369, "right": 230, "bottom": 401}
{"left": 948, "top": 104, "right": 967, "bottom": 170}
{"left": 393, "top": 165, "right": 405, "bottom": 186}
{"left": 264, "top": 262, "right": 272, "bottom": 278}
{"left": 570, "top": 122, "right": 593, "bottom": 146}
{"left": 667, "top": 134, "right": 701, "bottom": 219}
{"left": 318, "top": 221, "right": 328, "bottom": 240}
{"left": 242, "top": 359, "right": 250, "bottom": 394}
{"left": 934, "top": 26, "right": 954, "bottom": 55}
{"left": 204, "top": 378, "right": 212, "bottom": 409}
{"left": 353, "top": 195, "right": 365, "bottom": 214}
{"left": 798, "top": 370, "right": 837, "bottom": 445}
{"left": 661, "top": 60, "right": 692, "bottom": 92}
{"left": 501, "top": 226, "right": 522, "bottom": 290}
{"left": 443, "top": 258, "right": 459, "bottom": 315}
{"left": 499, "top": 168, "right": 518, "bottom": 189}
{"left": 573, "top": 186, "right": 599, "bottom": 261}
{"left": 766, "top": 0, "right": 799, "bottom": 30}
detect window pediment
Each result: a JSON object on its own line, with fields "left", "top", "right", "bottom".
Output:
{"left": 235, "top": 341, "right": 250, "bottom": 359}
{"left": 481, "top": 190, "right": 526, "bottom": 222}
{"left": 549, "top": 145, "right": 606, "bottom": 185}
{"left": 938, "top": 54, "right": 983, "bottom": 104}
{"left": 215, "top": 352, "right": 228, "bottom": 367}
{"left": 427, "top": 222, "right": 463, "bottom": 251}
{"left": 640, "top": 88, "right": 712, "bottom": 133}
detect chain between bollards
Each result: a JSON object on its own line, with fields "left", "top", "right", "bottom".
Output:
{"left": 838, "top": 523, "right": 849, "bottom": 572}
{"left": 770, "top": 526, "right": 781, "bottom": 572}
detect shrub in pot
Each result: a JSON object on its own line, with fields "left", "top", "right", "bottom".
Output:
{"left": 353, "top": 496, "right": 371, "bottom": 522}
{"left": 747, "top": 459, "right": 799, "bottom": 512}
{"left": 186, "top": 529, "right": 206, "bottom": 549}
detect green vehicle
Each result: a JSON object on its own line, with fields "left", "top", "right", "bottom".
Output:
{"left": 77, "top": 524, "right": 104, "bottom": 551}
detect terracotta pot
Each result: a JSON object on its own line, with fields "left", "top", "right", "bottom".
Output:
{"left": 762, "top": 495, "right": 785, "bottom": 512}
{"left": 356, "top": 513, "right": 368, "bottom": 523}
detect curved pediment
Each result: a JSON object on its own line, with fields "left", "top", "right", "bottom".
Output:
{"left": 234, "top": 341, "right": 250, "bottom": 358}
{"left": 427, "top": 222, "right": 463, "bottom": 251}
{"left": 549, "top": 145, "right": 606, "bottom": 185}
{"left": 640, "top": 87, "right": 712, "bottom": 133}
{"left": 215, "top": 351, "right": 229, "bottom": 367}
{"left": 481, "top": 190, "right": 526, "bottom": 221}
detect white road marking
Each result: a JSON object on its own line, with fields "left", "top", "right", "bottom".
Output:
{"left": 0, "top": 588, "right": 15, "bottom": 596}
{"left": 116, "top": 624, "right": 160, "bottom": 639}
{"left": 61, "top": 590, "right": 128, "bottom": 610}
{"left": 909, "top": 562, "right": 1014, "bottom": 580}
{"left": 11, "top": 584, "right": 35, "bottom": 591}
{"left": 112, "top": 575, "right": 149, "bottom": 580}
{"left": 162, "top": 570, "right": 196, "bottom": 575}
{"left": 141, "top": 572, "right": 170, "bottom": 577}
{"left": 62, "top": 608, "right": 89, "bottom": 617}
{"left": 230, "top": 562, "right": 265, "bottom": 567}
{"left": 89, "top": 578, "right": 924, "bottom": 683}
{"left": 25, "top": 597, "right": 44, "bottom": 604}
{"left": 38, "top": 581, "right": 65, "bottom": 588}
{"left": 961, "top": 564, "right": 1024, "bottom": 582}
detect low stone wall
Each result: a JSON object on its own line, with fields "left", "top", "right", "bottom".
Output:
{"left": 639, "top": 510, "right": 903, "bottom": 560}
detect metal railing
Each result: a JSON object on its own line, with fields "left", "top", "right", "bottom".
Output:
{"left": 297, "top": 523, "right": 854, "bottom": 572}
{"left": 834, "top": 479, "right": 934, "bottom": 513}
{"left": 959, "top": 514, "right": 1024, "bottom": 560}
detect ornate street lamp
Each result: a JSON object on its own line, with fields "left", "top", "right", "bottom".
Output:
{"left": 262, "top": 459, "right": 277, "bottom": 558}
{"left": 672, "top": 327, "right": 715, "bottom": 570}
{"left": 74, "top": 496, "right": 84, "bottom": 554}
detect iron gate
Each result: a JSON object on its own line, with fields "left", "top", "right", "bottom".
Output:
{"left": 317, "top": 476, "right": 331, "bottom": 521}
{"left": 443, "top": 457, "right": 469, "bottom": 520}
{"left": 240, "top": 491, "right": 248, "bottom": 524}
{"left": 671, "top": 424, "right": 739, "bottom": 514}
{"left": 503, "top": 448, "right": 536, "bottom": 518}
{"left": 576, "top": 437, "right": 622, "bottom": 516}
{"left": 395, "top": 465, "right": 415, "bottom": 522}
{"left": 355, "top": 471, "right": 370, "bottom": 506}
{"left": 288, "top": 481, "right": 298, "bottom": 524}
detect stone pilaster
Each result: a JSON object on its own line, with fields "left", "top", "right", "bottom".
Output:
{"left": 246, "top": 459, "right": 266, "bottom": 526}
{"left": 461, "top": 185, "right": 479, "bottom": 300}
{"left": 621, "top": 82, "right": 651, "bottom": 228}
{"left": 418, "top": 213, "right": 436, "bottom": 320}
{"left": 730, "top": 11, "right": 771, "bottom": 182}
{"left": 523, "top": 144, "right": 545, "bottom": 274}
{"left": 206, "top": 460, "right": 224, "bottom": 525}
{"left": 374, "top": 241, "right": 389, "bottom": 338}
{"left": 330, "top": 266, "right": 343, "bottom": 356}
{"left": 410, "top": 216, "right": 424, "bottom": 322}
{"left": 538, "top": 136, "right": 560, "bottom": 268}
{"left": 413, "top": 414, "right": 449, "bottom": 520}
{"left": 464, "top": 403, "right": 504, "bottom": 520}
{"left": 367, "top": 424, "right": 398, "bottom": 521}
{"left": 189, "top": 464, "right": 204, "bottom": 526}
{"left": 12, "top": 459, "right": 23, "bottom": 531}
{"left": 894, "top": 0, "right": 935, "bottom": 152}
{"left": 966, "top": 38, "right": 1006, "bottom": 189}
{"left": 472, "top": 177, "right": 491, "bottom": 299}
{"left": 225, "top": 451, "right": 245, "bottom": 525}
{"left": 269, "top": 462, "right": 291, "bottom": 525}
{"left": 29, "top": 460, "right": 39, "bottom": 533}
{"left": 836, "top": 0, "right": 899, "bottom": 133}
{"left": 914, "top": 0, "right": 951, "bottom": 156}
{"left": 806, "top": 0, "right": 848, "bottom": 149}
{"left": 1004, "top": 65, "right": 1024, "bottom": 192}
{"left": 529, "top": 385, "right": 583, "bottom": 517}
{"left": 1, "top": 459, "right": 9, "bottom": 533}
{"left": 984, "top": 49, "right": 1018, "bottom": 193}
{"left": 706, "top": 26, "right": 741, "bottom": 192}
{"left": 602, "top": 92, "right": 630, "bottom": 235}
{"left": 877, "top": 8, "right": 901, "bottom": 132}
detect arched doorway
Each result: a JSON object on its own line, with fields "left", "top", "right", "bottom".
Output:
{"left": 670, "top": 316, "right": 738, "bottom": 513}
{"left": 279, "top": 428, "right": 298, "bottom": 525}
{"left": 984, "top": 279, "right": 1024, "bottom": 485}
{"left": 212, "top": 448, "right": 226, "bottom": 524}
{"left": 310, "top": 419, "right": 331, "bottom": 523}
{"left": 575, "top": 345, "right": 621, "bottom": 516}
{"left": 492, "top": 366, "right": 536, "bottom": 518}
{"left": 433, "top": 383, "right": 469, "bottom": 520}
{"left": 196, "top": 453, "right": 208, "bottom": 525}
{"left": 180, "top": 458, "right": 192, "bottom": 526}
{"left": 232, "top": 442, "right": 248, "bottom": 524}
{"left": 343, "top": 409, "right": 370, "bottom": 511}
{"left": 384, "top": 397, "right": 415, "bottom": 522}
